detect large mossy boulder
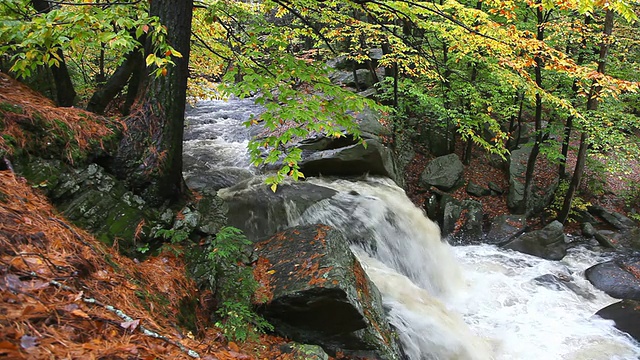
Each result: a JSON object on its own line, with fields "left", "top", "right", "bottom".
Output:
{"left": 15, "top": 158, "right": 158, "bottom": 251}
{"left": 595, "top": 300, "right": 640, "bottom": 343}
{"left": 507, "top": 146, "right": 558, "bottom": 214}
{"left": 254, "top": 225, "right": 402, "bottom": 360}
{"left": 218, "top": 177, "right": 338, "bottom": 241}
{"left": 585, "top": 256, "right": 640, "bottom": 300}
{"left": 419, "top": 154, "right": 463, "bottom": 191}
{"left": 503, "top": 220, "right": 567, "bottom": 260}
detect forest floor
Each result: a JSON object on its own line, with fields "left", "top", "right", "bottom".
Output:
{"left": 0, "top": 74, "right": 300, "bottom": 360}
{"left": 402, "top": 136, "right": 640, "bottom": 233}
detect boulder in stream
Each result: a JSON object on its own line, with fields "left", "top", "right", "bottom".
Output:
{"left": 219, "top": 177, "right": 338, "bottom": 241}
{"left": 596, "top": 300, "right": 640, "bottom": 343}
{"left": 585, "top": 256, "right": 640, "bottom": 300}
{"left": 503, "top": 220, "right": 567, "bottom": 260}
{"left": 254, "top": 224, "right": 402, "bottom": 360}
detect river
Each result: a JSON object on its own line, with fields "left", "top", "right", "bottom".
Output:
{"left": 184, "top": 98, "right": 640, "bottom": 360}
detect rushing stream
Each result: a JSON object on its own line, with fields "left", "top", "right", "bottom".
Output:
{"left": 184, "top": 98, "right": 640, "bottom": 360}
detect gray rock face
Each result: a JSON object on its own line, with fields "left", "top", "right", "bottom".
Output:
{"left": 218, "top": 177, "right": 337, "bottom": 241}
{"left": 298, "top": 138, "right": 399, "bottom": 185}
{"left": 585, "top": 256, "right": 640, "bottom": 300}
{"left": 329, "top": 69, "right": 376, "bottom": 90}
{"left": 466, "top": 181, "right": 490, "bottom": 197}
{"left": 16, "top": 158, "right": 157, "bottom": 252}
{"left": 255, "top": 225, "right": 402, "bottom": 360}
{"left": 503, "top": 220, "right": 567, "bottom": 260}
{"left": 596, "top": 300, "right": 640, "bottom": 343}
{"left": 507, "top": 146, "right": 558, "bottom": 214}
{"left": 442, "top": 199, "right": 483, "bottom": 243}
{"left": 588, "top": 205, "right": 637, "bottom": 230}
{"left": 419, "top": 154, "right": 463, "bottom": 191}
{"left": 486, "top": 215, "right": 527, "bottom": 245}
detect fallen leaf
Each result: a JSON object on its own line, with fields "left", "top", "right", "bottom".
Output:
{"left": 70, "top": 309, "right": 90, "bottom": 319}
{"left": 228, "top": 342, "right": 239, "bottom": 352}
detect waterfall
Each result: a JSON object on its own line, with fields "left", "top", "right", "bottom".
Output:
{"left": 185, "top": 98, "right": 640, "bottom": 360}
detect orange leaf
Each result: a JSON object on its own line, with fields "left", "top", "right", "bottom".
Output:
{"left": 71, "top": 309, "right": 90, "bottom": 319}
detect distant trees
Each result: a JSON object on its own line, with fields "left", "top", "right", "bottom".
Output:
{"left": 1, "top": 0, "right": 639, "bottom": 215}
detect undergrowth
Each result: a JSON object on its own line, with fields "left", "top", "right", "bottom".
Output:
{"left": 187, "top": 226, "right": 272, "bottom": 342}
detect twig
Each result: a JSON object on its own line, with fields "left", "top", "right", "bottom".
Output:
{"left": 48, "top": 278, "right": 201, "bottom": 359}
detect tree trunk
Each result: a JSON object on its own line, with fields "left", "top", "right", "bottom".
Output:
{"left": 557, "top": 9, "right": 614, "bottom": 224}
{"left": 31, "top": 0, "right": 76, "bottom": 107}
{"left": 114, "top": 0, "right": 193, "bottom": 206}
{"left": 86, "top": 49, "right": 142, "bottom": 114}
{"left": 559, "top": 15, "right": 592, "bottom": 178}
{"left": 521, "top": 6, "right": 546, "bottom": 215}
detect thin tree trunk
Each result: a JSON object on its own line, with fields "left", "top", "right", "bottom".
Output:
{"left": 521, "top": 6, "right": 546, "bottom": 215}
{"left": 557, "top": 9, "right": 614, "bottom": 224}
{"left": 31, "top": 0, "right": 76, "bottom": 106}
{"left": 559, "top": 15, "right": 591, "bottom": 178}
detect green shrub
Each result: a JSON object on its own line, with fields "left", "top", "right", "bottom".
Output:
{"left": 188, "top": 226, "right": 272, "bottom": 342}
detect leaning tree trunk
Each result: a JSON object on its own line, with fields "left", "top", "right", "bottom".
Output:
{"left": 86, "top": 48, "right": 143, "bottom": 115}
{"left": 31, "top": 0, "right": 76, "bottom": 106}
{"left": 557, "top": 9, "right": 614, "bottom": 224}
{"left": 521, "top": 5, "right": 546, "bottom": 215}
{"left": 114, "top": 0, "right": 193, "bottom": 206}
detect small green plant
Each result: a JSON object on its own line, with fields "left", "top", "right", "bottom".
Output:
{"left": 188, "top": 226, "right": 272, "bottom": 342}
{"left": 156, "top": 228, "right": 190, "bottom": 243}
{"left": 547, "top": 180, "right": 592, "bottom": 222}
{"left": 137, "top": 243, "right": 150, "bottom": 254}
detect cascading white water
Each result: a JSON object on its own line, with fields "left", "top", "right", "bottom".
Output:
{"left": 184, "top": 98, "right": 640, "bottom": 360}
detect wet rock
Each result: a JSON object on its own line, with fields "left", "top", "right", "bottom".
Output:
{"left": 184, "top": 166, "right": 253, "bottom": 194}
{"left": 507, "top": 147, "right": 558, "bottom": 214}
{"left": 218, "top": 177, "right": 338, "bottom": 241}
{"left": 466, "top": 181, "right": 490, "bottom": 197}
{"left": 503, "top": 220, "right": 567, "bottom": 260}
{"left": 486, "top": 215, "right": 527, "bottom": 245}
{"left": 588, "top": 205, "right": 637, "bottom": 230}
{"left": 442, "top": 199, "right": 483, "bottom": 244}
{"left": 581, "top": 222, "right": 596, "bottom": 237}
{"left": 585, "top": 256, "right": 640, "bottom": 300}
{"left": 534, "top": 274, "right": 596, "bottom": 300}
{"left": 255, "top": 225, "right": 402, "bottom": 360}
{"left": 593, "top": 230, "right": 618, "bottom": 249}
{"left": 419, "top": 154, "right": 463, "bottom": 191}
{"left": 298, "top": 138, "right": 400, "bottom": 185}
{"left": 596, "top": 300, "right": 640, "bottom": 343}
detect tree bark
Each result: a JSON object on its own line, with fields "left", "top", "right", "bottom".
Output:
{"left": 114, "top": 0, "right": 193, "bottom": 206}
{"left": 557, "top": 9, "right": 614, "bottom": 224}
{"left": 31, "top": 0, "right": 76, "bottom": 106}
{"left": 86, "top": 49, "right": 142, "bottom": 115}
{"left": 521, "top": 6, "right": 546, "bottom": 215}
